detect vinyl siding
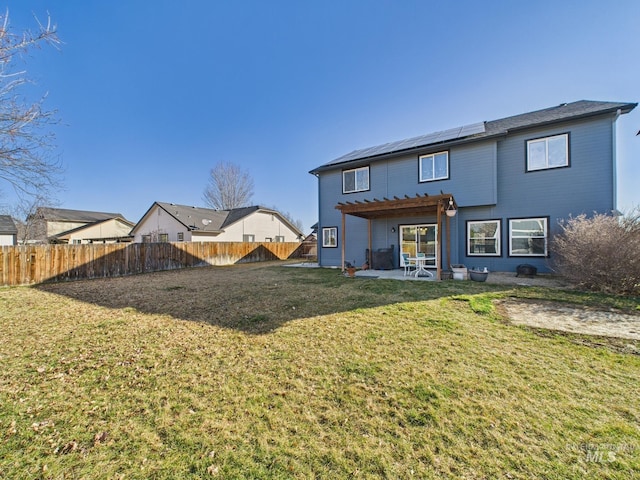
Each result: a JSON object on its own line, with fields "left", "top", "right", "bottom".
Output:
{"left": 218, "top": 211, "right": 301, "bottom": 242}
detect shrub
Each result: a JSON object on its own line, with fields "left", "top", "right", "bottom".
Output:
{"left": 551, "top": 209, "right": 640, "bottom": 295}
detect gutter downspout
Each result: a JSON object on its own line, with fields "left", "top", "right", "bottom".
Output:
{"left": 612, "top": 109, "right": 621, "bottom": 212}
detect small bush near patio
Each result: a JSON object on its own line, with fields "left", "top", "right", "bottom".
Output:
{"left": 552, "top": 209, "right": 640, "bottom": 295}
{"left": 0, "top": 263, "right": 639, "bottom": 479}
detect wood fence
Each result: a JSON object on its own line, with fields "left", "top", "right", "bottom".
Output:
{"left": 0, "top": 241, "right": 313, "bottom": 286}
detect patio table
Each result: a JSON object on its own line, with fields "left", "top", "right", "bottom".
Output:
{"left": 408, "top": 256, "right": 435, "bottom": 278}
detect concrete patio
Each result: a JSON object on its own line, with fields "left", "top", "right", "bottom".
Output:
{"left": 285, "top": 262, "right": 568, "bottom": 287}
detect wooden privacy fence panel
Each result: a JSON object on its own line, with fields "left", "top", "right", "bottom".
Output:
{"left": 0, "top": 241, "right": 311, "bottom": 286}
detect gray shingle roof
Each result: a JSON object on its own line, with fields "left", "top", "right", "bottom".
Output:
{"left": 151, "top": 203, "right": 303, "bottom": 236}
{"left": 36, "top": 207, "right": 126, "bottom": 223}
{"left": 310, "top": 100, "right": 637, "bottom": 173}
{"left": 0, "top": 215, "right": 17, "bottom": 234}
{"left": 155, "top": 203, "right": 229, "bottom": 232}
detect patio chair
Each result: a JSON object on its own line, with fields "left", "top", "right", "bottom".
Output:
{"left": 402, "top": 253, "right": 416, "bottom": 276}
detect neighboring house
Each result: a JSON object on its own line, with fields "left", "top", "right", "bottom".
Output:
{"left": 0, "top": 215, "right": 17, "bottom": 246}
{"left": 51, "top": 217, "right": 135, "bottom": 244}
{"left": 28, "top": 207, "right": 134, "bottom": 244}
{"left": 309, "top": 100, "right": 636, "bottom": 276}
{"left": 130, "top": 202, "right": 304, "bottom": 243}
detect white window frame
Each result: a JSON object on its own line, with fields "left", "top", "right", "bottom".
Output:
{"left": 158, "top": 233, "right": 169, "bottom": 243}
{"left": 467, "top": 220, "right": 501, "bottom": 256}
{"left": 275, "top": 235, "right": 285, "bottom": 242}
{"left": 509, "top": 217, "right": 548, "bottom": 257}
{"left": 342, "top": 166, "right": 369, "bottom": 193}
{"left": 419, "top": 151, "right": 449, "bottom": 182}
{"left": 177, "top": 232, "right": 184, "bottom": 242}
{"left": 526, "top": 133, "right": 569, "bottom": 171}
{"left": 322, "top": 227, "right": 337, "bottom": 248}
{"left": 243, "top": 234, "right": 255, "bottom": 242}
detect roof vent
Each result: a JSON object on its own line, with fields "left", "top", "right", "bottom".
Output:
{"left": 559, "top": 102, "right": 568, "bottom": 107}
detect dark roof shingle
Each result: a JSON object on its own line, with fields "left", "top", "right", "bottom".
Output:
{"left": 36, "top": 207, "right": 126, "bottom": 223}
{"left": 0, "top": 215, "right": 17, "bottom": 235}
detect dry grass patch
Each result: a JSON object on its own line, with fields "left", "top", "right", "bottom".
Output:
{"left": 0, "top": 262, "right": 639, "bottom": 478}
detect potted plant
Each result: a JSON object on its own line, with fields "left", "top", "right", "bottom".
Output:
{"left": 344, "top": 261, "right": 357, "bottom": 277}
{"left": 469, "top": 267, "right": 489, "bottom": 282}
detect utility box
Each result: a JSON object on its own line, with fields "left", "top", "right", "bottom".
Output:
{"left": 451, "top": 264, "right": 468, "bottom": 280}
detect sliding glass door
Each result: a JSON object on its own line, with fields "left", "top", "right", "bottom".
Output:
{"left": 400, "top": 224, "right": 437, "bottom": 267}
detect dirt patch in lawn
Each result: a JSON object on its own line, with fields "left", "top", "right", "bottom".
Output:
{"left": 487, "top": 272, "right": 640, "bottom": 349}
{"left": 497, "top": 298, "right": 640, "bottom": 345}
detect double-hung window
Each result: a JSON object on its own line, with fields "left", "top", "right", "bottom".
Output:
{"left": 342, "top": 166, "right": 369, "bottom": 193}
{"left": 467, "top": 220, "right": 501, "bottom": 256}
{"left": 526, "top": 133, "right": 569, "bottom": 171}
{"left": 419, "top": 151, "right": 449, "bottom": 182}
{"left": 509, "top": 217, "right": 548, "bottom": 256}
{"left": 322, "top": 227, "right": 337, "bottom": 248}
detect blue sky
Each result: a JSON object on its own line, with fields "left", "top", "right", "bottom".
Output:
{"left": 3, "top": 0, "right": 639, "bottom": 231}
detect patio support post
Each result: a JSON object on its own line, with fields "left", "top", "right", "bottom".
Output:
{"left": 341, "top": 212, "right": 346, "bottom": 272}
{"left": 368, "top": 219, "right": 372, "bottom": 267}
{"left": 446, "top": 211, "right": 451, "bottom": 271}
{"left": 436, "top": 200, "right": 442, "bottom": 280}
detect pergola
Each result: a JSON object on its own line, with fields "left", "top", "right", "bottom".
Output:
{"left": 335, "top": 193, "right": 457, "bottom": 280}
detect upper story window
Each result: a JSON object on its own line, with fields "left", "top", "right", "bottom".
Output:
{"left": 343, "top": 166, "right": 369, "bottom": 193}
{"left": 158, "top": 233, "right": 169, "bottom": 243}
{"left": 243, "top": 234, "right": 255, "bottom": 242}
{"left": 526, "top": 133, "right": 569, "bottom": 171}
{"left": 509, "top": 217, "right": 548, "bottom": 257}
{"left": 177, "top": 232, "right": 184, "bottom": 242}
{"left": 275, "top": 235, "right": 285, "bottom": 242}
{"left": 419, "top": 151, "right": 449, "bottom": 182}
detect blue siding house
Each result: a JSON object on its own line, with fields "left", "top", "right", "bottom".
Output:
{"left": 309, "top": 100, "right": 636, "bottom": 277}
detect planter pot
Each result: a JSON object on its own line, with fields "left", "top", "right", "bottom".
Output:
{"left": 469, "top": 270, "right": 489, "bottom": 282}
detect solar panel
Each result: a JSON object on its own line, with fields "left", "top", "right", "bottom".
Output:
{"left": 328, "top": 121, "right": 486, "bottom": 165}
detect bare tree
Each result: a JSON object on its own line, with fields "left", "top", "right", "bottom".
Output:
{"left": 267, "top": 205, "right": 304, "bottom": 232}
{"left": 0, "top": 10, "right": 63, "bottom": 203}
{"left": 203, "top": 162, "right": 254, "bottom": 210}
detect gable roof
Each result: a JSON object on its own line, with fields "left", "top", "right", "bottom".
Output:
{"left": 310, "top": 100, "right": 637, "bottom": 173}
{"left": 0, "top": 215, "right": 17, "bottom": 235}
{"left": 132, "top": 202, "right": 303, "bottom": 236}
{"left": 35, "top": 207, "right": 127, "bottom": 223}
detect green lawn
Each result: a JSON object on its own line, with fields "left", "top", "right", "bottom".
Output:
{"left": 1, "top": 263, "right": 639, "bottom": 479}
